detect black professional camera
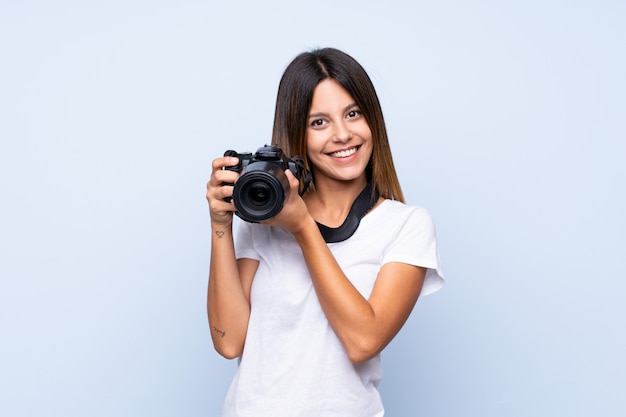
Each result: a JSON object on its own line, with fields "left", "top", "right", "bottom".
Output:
{"left": 223, "top": 144, "right": 311, "bottom": 223}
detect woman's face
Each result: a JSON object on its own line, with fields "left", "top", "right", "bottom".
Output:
{"left": 305, "top": 79, "right": 373, "bottom": 186}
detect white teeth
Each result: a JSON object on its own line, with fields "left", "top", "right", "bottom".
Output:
{"left": 330, "top": 147, "right": 357, "bottom": 158}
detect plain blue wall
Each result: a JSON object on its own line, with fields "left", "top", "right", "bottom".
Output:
{"left": 1, "top": 1, "right": 624, "bottom": 416}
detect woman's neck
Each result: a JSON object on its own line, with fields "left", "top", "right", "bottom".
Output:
{"left": 304, "top": 177, "right": 368, "bottom": 228}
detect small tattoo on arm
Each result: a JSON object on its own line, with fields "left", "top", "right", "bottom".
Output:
{"left": 215, "top": 231, "right": 225, "bottom": 238}
{"left": 213, "top": 326, "right": 226, "bottom": 338}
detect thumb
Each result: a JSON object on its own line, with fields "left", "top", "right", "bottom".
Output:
{"left": 284, "top": 168, "right": 301, "bottom": 195}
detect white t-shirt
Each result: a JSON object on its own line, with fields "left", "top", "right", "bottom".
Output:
{"left": 222, "top": 199, "right": 444, "bottom": 417}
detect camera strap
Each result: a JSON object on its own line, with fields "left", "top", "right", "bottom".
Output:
{"left": 316, "top": 183, "right": 380, "bottom": 243}
{"left": 289, "top": 156, "right": 313, "bottom": 196}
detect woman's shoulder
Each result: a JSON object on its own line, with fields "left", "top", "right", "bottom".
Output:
{"left": 373, "top": 199, "right": 433, "bottom": 220}
{"left": 359, "top": 200, "right": 435, "bottom": 236}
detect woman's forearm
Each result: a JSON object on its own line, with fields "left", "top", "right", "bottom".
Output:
{"left": 293, "top": 217, "right": 424, "bottom": 363}
{"left": 292, "top": 218, "right": 378, "bottom": 360}
{"left": 207, "top": 222, "right": 252, "bottom": 359}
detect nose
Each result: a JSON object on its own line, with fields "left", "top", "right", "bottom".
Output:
{"left": 332, "top": 120, "right": 352, "bottom": 142}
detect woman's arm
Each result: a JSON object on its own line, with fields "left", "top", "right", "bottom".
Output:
{"left": 266, "top": 172, "right": 425, "bottom": 363}
{"left": 206, "top": 156, "right": 258, "bottom": 359}
{"left": 293, "top": 217, "right": 425, "bottom": 363}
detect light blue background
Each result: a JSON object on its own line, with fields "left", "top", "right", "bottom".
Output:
{"left": 1, "top": 1, "right": 624, "bottom": 416}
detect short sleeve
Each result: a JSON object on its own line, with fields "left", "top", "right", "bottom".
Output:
{"left": 234, "top": 219, "right": 261, "bottom": 261}
{"left": 382, "top": 207, "right": 445, "bottom": 296}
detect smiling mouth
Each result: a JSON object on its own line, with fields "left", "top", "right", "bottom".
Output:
{"left": 328, "top": 146, "right": 359, "bottom": 158}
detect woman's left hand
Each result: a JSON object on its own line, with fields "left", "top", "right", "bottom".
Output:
{"left": 262, "top": 169, "right": 314, "bottom": 234}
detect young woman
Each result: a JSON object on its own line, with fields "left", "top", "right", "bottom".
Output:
{"left": 206, "top": 47, "right": 444, "bottom": 417}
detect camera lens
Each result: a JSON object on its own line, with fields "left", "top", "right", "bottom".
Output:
{"left": 232, "top": 161, "right": 290, "bottom": 222}
{"left": 248, "top": 183, "right": 271, "bottom": 205}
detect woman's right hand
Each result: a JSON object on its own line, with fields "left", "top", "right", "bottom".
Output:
{"left": 206, "top": 156, "right": 240, "bottom": 226}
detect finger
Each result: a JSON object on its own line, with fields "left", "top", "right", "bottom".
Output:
{"left": 284, "top": 168, "right": 300, "bottom": 190}
{"left": 207, "top": 193, "right": 236, "bottom": 216}
{"left": 212, "top": 156, "right": 239, "bottom": 172}
{"left": 207, "top": 183, "right": 235, "bottom": 202}
{"left": 208, "top": 168, "right": 239, "bottom": 190}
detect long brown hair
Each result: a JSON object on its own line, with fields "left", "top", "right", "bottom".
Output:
{"left": 272, "top": 47, "right": 404, "bottom": 202}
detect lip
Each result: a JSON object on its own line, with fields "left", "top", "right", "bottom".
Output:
{"left": 327, "top": 145, "right": 361, "bottom": 158}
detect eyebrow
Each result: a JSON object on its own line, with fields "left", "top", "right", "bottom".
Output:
{"left": 308, "top": 102, "right": 359, "bottom": 119}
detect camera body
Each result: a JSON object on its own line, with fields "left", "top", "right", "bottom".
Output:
{"left": 224, "top": 144, "right": 310, "bottom": 223}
